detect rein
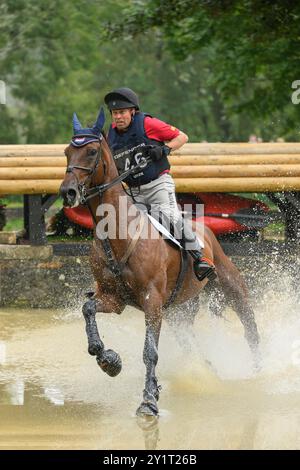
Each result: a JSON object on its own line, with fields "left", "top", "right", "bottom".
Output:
{"left": 66, "top": 134, "right": 105, "bottom": 205}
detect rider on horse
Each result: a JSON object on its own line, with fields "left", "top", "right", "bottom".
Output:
{"left": 104, "top": 87, "right": 216, "bottom": 282}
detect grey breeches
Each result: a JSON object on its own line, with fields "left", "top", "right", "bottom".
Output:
{"left": 129, "top": 174, "right": 201, "bottom": 251}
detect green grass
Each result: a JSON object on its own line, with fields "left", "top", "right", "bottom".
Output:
{"left": 1, "top": 200, "right": 22, "bottom": 209}
{"left": 0, "top": 195, "right": 22, "bottom": 207}
{"left": 3, "top": 218, "right": 24, "bottom": 231}
{"left": 0, "top": 196, "right": 63, "bottom": 209}
{"left": 47, "top": 235, "right": 93, "bottom": 242}
{"left": 263, "top": 221, "right": 285, "bottom": 239}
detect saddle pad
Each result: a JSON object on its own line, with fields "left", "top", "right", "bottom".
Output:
{"left": 146, "top": 213, "right": 204, "bottom": 249}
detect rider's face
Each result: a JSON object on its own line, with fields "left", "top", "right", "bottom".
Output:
{"left": 111, "top": 108, "right": 135, "bottom": 131}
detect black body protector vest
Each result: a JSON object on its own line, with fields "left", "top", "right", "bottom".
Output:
{"left": 107, "top": 112, "right": 170, "bottom": 186}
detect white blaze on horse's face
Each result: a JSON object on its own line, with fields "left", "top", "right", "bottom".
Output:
{"left": 60, "top": 142, "right": 101, "bottom": 208}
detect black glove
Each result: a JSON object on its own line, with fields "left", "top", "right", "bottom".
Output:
{"left": 148, "top": 145, "right": 171, "bottom": 161}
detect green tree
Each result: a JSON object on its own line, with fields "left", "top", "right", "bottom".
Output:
{"left": 0, "top": 0, "right": 127, "bottom": 143}
{"left": 1, "top": 0, "right": 300, "bottom": 144}
{"left": 104, "top": 0, "right": 300, "bottom": 140}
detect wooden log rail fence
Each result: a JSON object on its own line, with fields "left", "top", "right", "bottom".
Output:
{"left": 1, "top": 142, "right": 300, "bottom": 245}
{"left": 1, "top": 143, "right": 300, "bottom": 194}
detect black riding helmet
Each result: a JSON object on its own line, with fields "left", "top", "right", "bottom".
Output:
{"left": 104, "top": 87, "right": 140, "bottom": 111}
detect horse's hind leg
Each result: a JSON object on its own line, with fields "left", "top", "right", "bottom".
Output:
{"left": 82, "top": 298, "right": 123, "bottom": 377}
{"left": 137, "top": 308, "right": 162, "bottom": 417}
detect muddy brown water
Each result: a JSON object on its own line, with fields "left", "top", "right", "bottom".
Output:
{"left": 1, "top": 282, "right": 300, "bottom": 449}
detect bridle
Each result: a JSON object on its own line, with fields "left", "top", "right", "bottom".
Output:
{"left": 65, "top": 134, "right": 152, "bottom": 205}
{"left": 66, "top": 133, "right": 105, "bottom": 205}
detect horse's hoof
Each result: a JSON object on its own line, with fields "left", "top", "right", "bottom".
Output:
{"left": 136, "top": 401, "right": 159, "bottom": 417}
{"left": 96, "top": 349, "right": 122, "bottom": 377}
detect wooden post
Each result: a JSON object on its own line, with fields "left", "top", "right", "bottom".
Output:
{"left": 24, "top": 195, "right": 47, "bottom": 245}
{"left": 24, "top": 194, "right": 58, "bottom": 245}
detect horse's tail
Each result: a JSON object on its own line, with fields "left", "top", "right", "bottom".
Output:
{"left": 204, "top": 225, "right": 249, "bottom": 298}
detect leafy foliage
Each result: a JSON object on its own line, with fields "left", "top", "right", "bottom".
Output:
{"left": 1, "top": 0, "right": 299, "bottom": 144}
{"left": 104, "top": 0, "right": 300, "bottom": 140}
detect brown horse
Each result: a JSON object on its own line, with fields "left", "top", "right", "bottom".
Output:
{"left": 60, "top": 113, "right": 260, "bottom": 417}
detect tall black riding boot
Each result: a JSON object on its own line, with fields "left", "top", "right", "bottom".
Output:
{"left": 178, "top": 219, "right": 216, "bottom": 282}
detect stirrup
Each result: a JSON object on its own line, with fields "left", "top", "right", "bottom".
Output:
{"left": 85, "top": 290, "right": 95, "bottom": 299}
{"left": 193, "top": 259, "right": 217, "bottom": 282}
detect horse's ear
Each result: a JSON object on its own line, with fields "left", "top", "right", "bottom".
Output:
{"left": 92, "top": 107, "right": 105, "bottom": 135}
{"left": 73, "top": 113, "right": 82, "bottom": 133}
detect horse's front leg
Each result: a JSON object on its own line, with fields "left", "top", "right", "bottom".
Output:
{"left": 82, "top": 298, "right": 123, "bottom": 377}
{"left": 137, "top": 314, "right": 162, "bottom": 417}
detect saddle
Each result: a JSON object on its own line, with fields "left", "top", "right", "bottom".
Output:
{"left": 145, "top": 213, "right": 204, "bottom": 251}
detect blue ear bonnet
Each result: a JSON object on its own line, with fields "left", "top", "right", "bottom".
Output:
{"left": 71, "top": 107, "right": 105, "bottom": 147}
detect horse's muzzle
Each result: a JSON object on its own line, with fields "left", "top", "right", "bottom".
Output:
{"left": 60, "top": 184, "right": 80, "bottom": 207}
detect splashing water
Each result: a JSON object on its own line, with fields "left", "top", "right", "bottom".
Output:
{"left": 1, "top": 264, "right": 300, "bottom": 449}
